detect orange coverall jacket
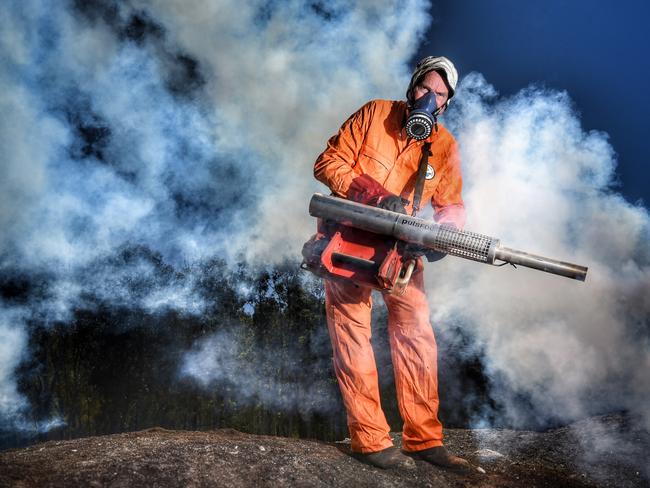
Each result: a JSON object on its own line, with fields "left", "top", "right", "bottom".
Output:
{"left": 313, "top": 99, "right": 466, "bottom": 454}
{"left": 314, "top": 99, "right": 465, "bottom": 227}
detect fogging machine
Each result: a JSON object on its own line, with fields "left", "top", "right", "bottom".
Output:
{"left": 301, "top": 193, "right": 588, "bottom": 293}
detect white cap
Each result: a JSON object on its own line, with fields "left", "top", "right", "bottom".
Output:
{"left": 406, "top": 56, "right": 459, "bottom": 105}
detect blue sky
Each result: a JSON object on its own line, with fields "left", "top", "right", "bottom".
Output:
{"left": 417, "top": 0, "right": 650, "bottom": 205}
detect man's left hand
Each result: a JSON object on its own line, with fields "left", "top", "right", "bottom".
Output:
{"left": 377, "top": 195, "right": 408, "bottom": 214}
{"left": 404, "top": 243, "right": 447, "bottom": 262}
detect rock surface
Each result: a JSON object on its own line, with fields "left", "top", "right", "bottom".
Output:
{"left": 1, "top": 414, "right": 647, "bottom": 487}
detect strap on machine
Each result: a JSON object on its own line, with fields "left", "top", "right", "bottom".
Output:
{"left": 411, "top": 142, "right": 432, "bottom": 217}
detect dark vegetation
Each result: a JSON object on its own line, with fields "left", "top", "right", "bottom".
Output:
{"left": 1, "top": 258, "right": 493, "bottom": 451}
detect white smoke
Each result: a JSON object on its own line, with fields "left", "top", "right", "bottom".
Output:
{"left": 1, "top": 0, "right": 648, "bottom": 458}
{"left": 0, "top": 308, "right": 64, "bottom": 432}
{"left": 131, "top": 0, "right": 432, "bottom": 261}
{"left": 0, "top": 310, "right": 28, "bottom": 425}
{"left": 427, "top": 73, "right": 650, "bottom": 430}
{"left": 180, "top": 328, "right": 336, "bottom": 414}
{"left": 0, "top": 0, "right": 431, "bottom": 430}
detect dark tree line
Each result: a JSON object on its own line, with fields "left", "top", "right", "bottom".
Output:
{"left": 2, "top": 256, "right": 495, "bottom": 450}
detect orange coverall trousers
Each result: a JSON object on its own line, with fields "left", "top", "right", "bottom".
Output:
{"left": 325, "top": 262, "right": 443, "bottom": 454}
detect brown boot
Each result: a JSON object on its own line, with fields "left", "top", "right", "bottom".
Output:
{"left": 409, "top": 446, "right": 474, "bottom": 474}
{"left": 353, "top": 446, "right": 416, "bottom": 470}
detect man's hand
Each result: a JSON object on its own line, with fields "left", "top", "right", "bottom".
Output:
{"left": 348, "top": 175, "right": 409, "bottom": 214}
{"left": 377, "top": 195, "right": 408, "bottom": 214}
{"left": 404, "top": 243, "right": 447, "bottom": 262}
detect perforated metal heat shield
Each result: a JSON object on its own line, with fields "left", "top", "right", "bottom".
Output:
{"left": 422, "top": 225, "right": 498, "bottom": 263}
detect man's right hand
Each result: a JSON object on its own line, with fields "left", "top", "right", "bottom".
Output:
{"left": 348, "top": 174, "right": 409, "bottom": 213}
{"left": 377, "top": 195, "right": 408, "bottom": 214}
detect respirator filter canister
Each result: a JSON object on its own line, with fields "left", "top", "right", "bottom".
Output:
{"left": 405, "top": 92, "right": 439, "bottom": 140}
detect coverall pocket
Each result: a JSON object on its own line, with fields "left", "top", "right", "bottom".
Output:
{"left": 357, "top": 144, "right": 394, "bottom": 185}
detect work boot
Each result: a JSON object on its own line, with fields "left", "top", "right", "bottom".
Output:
{"left": 353, "top": 446, "right": 416, "bottom": 470}
{"left": 408, "top": 446, "right": 474, "bottom": 474}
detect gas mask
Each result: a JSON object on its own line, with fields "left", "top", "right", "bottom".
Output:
{"left": 405, "top": 92, "right": 443, "bottom": 140}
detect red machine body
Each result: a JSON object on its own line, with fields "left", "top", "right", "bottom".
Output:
{"left": 301, "top": 221, "right": 416, "bottom": 294}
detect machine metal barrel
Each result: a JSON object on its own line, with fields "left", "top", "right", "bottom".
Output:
{"left": 493, "top": 247, "right": 587, "bottom": 281}
{"left": 309, "top": 193, "right": 588, "bottom": 281}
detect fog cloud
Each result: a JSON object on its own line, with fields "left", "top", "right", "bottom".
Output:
{"left": 1, "top": 0, "right": 648, "bottom": 453}
{"left": 428, "top": 73, "right": 650, "bottom": 431}
{"left": 0, "top": 0, "right": 430, "bottom": 429}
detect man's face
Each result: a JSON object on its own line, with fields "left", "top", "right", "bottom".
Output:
{"left": 412, "top": 70, "right": 449, "bottom": 113}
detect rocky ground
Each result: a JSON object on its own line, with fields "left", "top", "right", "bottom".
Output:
{"left": 1, "top": 413, "right": 647, "bottom": 487}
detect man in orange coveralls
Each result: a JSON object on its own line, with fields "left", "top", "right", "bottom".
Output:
{"left": 313, "top": 56, "right": 472, "bottom": 472}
